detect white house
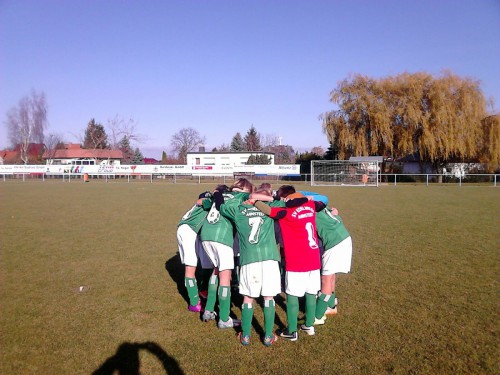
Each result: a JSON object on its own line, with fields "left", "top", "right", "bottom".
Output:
{"left": 186, "top": 151, "right": 275, "bottom": 167}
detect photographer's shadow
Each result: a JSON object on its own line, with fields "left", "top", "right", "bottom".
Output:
{"left": 92, "top": 341, "right": 184, "bottom": 375}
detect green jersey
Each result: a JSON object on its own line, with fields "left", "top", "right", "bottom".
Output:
{"left": 200, "top": 191, "right": 250, "bottom": 246}
{"left": 219, "top": 203, "right": 280, "bottom": 266}
{"left": 315, "top": 207, "right": 350, "bottom": 250}
{"left": 178, "top": 203, "right": 209, "bottom": 233}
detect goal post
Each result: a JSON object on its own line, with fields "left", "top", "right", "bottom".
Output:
{"left": 311, "top": 160, "right": 380, "bottom": 187}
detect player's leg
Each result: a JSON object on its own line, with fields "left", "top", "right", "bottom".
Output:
{"left": 278, "top": 271, "right": 304, "bottom": 341}
{"left": 261, "top": 260, "right": 281, "bottom": 346}
{"left": 216, "top": 244, "right": 240, "bottom": 328}
{"left": 326, "top": 236, "right": 353, "bottom": 315}
{"left": 177, "top": 225, "right": 201, "bottom": 311}
{"left": 300, "top": 270, "right": 320, "bottom": 335}
{"left": 239, "top": 295, "right": 254, "bottom": 345}
{"left": 201, "top": 241, "right": 219, "bottom": 322}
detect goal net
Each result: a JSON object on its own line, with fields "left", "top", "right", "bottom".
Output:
{"left": 311, "top": 160, "right": 380, "bottom": 187}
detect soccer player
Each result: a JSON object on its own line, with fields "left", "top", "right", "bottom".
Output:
{"left": 200, "top": 178, "right": 254, "bottom": 329}
{"left": 314, "top": 206, "right": 352, "bottom": 322}
{"left": 216, "top": 187, "right": 281, "bottom": 346}
{"left": 254, "top": 191, "right": 325, "bottom": 341}
{"left": 177, "top": 191, "right": 215, "bottom": 313}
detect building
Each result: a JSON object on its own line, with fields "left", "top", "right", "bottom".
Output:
{"left": 42, "top": 143, "right": 123, "bottom": 165}
{"left": 186, "top": 151, "right": 275, "bottom": 167}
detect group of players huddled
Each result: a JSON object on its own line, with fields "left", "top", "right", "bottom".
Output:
{"left": 176, "top": 178, "right": 352, "bottom": 346}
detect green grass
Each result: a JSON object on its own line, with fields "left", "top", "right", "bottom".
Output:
{"left": 0, "top": 181, "right": 498, "bottom": 374}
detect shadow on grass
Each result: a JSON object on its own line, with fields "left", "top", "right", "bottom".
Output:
{"left": 92, "top": 341, "right": 184, "bottom": 375}
{"left": 164, "top": 253, "right": 188, "bottom": 304}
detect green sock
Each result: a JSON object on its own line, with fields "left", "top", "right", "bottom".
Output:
{"left": 241, "top": 303, "right": 254, "bottom": 336}
{"left": 328, "top": 292, "right": 337, "bottom": 308}
{"left": 184, "top": 277, "right": 199, "bottom": 306}
{"left": 263, "top": 299, "right": 276, "bottom": 337}
{"left": 218, "top": 286, "right": 231, "bottom": 322}
{"left": 316, "top": 292, "right": 330, "bottom": 319}
{"left": 205, "top": 275, "right": 218, "bottom": 312}
{"left": 305, "top": 293, "right": 317, "bottom": 327}
{"left": 286, "top": 294, "right": 299, "bottom": 333}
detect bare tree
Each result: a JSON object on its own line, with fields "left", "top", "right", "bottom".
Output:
{"left": 44, "top": 133, "right": 64, "bottom": 163}
{"left": 6, "top": 90, "right": 48, "bottom": 164}
{"left": 170, "top": 128, "right": 206, "bottom": 163}
{"left": 107, "top": 115, "right": 144, "bottom": 149}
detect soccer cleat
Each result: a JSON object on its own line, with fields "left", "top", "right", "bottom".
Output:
{"left": 217, "top": 317, "right": 241, "bottom": 329}
{"left": 300, "top": 324, "right": 315, "bottom": 336}
{"left": 277, "top": 328, "right": 298, "bottom": 341}
{"left": 202, "top": 310, "right": 217, "bottom": 322}
{"left": 238, "top": 332, "right": 251, "bottom": 346}
{"left": 188, "top": 299, "right": 203, "bottom": 313}
{"left": 263, "top": 334, "right": 278, "bottom": 347}
{"left": 325, "top": 306, "right": 338, "bottom": 315}
{"left": 313, "top": 315, "right": 326, "bottom": 325}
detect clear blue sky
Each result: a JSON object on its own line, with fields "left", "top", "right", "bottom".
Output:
{"left": 1, "top": 0, "right": 499, "bottom": 158}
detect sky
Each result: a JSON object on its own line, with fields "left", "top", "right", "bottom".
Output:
{"left": 1, "top": 0, "right": 499, "bottom": 158}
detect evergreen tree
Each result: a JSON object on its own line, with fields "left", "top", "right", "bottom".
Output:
{"left": 247, "top": 154, "right": 271, "bottom": 164}
{"left": 161, "top": 151, "right": 168, "bottom": 164}
{"left": 230, "top": 132, "right": 245, "bottom": 151}
{"left": 83, "top": 119, "right": 108, "bottom": 149}
{"left": 118, "top": 135, "right": 134, "bottom": 164}
{"left": 323, "top": 141, "right": 340, "bottom": 160}
{"left": 243, "top": 125, "right": 262, "bottom": 151}
{"left": 132, "top": 147, "right": 144, "bottom": 164}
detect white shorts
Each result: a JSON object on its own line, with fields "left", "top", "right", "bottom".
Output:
{"left": 202, "top": 241, "right": 234, "bottom": 271}
{"left": 285, "top": 269, "right": 321, "bottom": 297}
{"left": 322, "top": 236, "right": 352, "bottom": 275}
{"left": 239, "top": 260, "right": 281, "bottom": 298}
{"left": 177, "top": 224, "right": 198, "bottom": 267}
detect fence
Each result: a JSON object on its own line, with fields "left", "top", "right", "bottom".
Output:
{"left": 1, "top": 171, "right": 498, "bottom": 187}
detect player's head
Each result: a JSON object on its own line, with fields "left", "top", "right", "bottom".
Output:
{"left": 254, "top": 187, "right": 272, "bottom": 197}
{"left": 215, "top": 184, "right": 230, "bottom": 193}
{"left": 276, "top": 185, "right": 295, "bottom": 199}
{"left": 231, "top": 178, "right": 254, "bottom": 193}
{"left": 257, "top": 183, "right": 273, "bottom": 196}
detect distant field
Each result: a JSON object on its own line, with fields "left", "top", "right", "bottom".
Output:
{"left": 0, "top": 181, "right": 498, "bottom": 374}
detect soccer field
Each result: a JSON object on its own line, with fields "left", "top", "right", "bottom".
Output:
{"left": 0, "top": 181, "right": 498, "bottom": 374}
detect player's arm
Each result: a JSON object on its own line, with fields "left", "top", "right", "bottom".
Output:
{"left": 300, "top": 190, "right": 329, "bottom": 205}
{"left": 254, "top": 201, "right": 286, "bottom": 219}
{"left": 314, "top": 201, "right": 326, "bottom": 212}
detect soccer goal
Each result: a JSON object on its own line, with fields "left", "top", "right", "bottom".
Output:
{"left": 311, "top": 160, "right": 380, "bottom": 187}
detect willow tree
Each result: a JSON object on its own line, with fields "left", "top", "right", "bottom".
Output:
{"left": 321, "top": 72, "right": 492, "bottom": 172}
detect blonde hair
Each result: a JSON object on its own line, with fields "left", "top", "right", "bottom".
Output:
{"left": 257, "top": 183, "right": 273, "bottom": 196}
{"left": 231, "top": 178, "right": 254, "bottom": 193}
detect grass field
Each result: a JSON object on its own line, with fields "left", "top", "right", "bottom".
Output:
{"left": 0, "top": 181, "right": 498, "bottom": 374}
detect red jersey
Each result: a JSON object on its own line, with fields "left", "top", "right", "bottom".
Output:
{"left": 269, "top": 200, "right": 321, "bottom": 272}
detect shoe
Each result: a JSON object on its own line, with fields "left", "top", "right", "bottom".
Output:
{"left": 325, "top": 306, "right": 338, "bottom": 315}
{"left": 238, "top": 332, "right": 251, "bottom": 346}
{"left": 218, "top": 317, "right": 241, "bottom": 329}
{"left": 277, "top": 328, "right": 298, "bottom": 341}
{"left": 300, "top": 324, "right": 315, "bottom": 336}
{"left": 263, "top": 334, "right": 278, "bottom": 347}
{"left": 188, "top": 299, "right": 203, "bottom": 313}
{"left": 314, "top": 316, "right": 326, "bottom": 325}
{"left": 199, "top": 290, "right": 208, "bottom": 300}
{"left": 202, "top": 310, "right": 217, "bottom": 322}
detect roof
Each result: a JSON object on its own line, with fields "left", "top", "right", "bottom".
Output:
{"left": 187, "top": 151, "right": 275, "bottom": 155}
{"left": 0, "top": 150, "right": 18, "bottom": 163}
{"left": 43, "top": 148, "right": 123, "bottom": 159}
{"left": 349, "top": 156, "right": 384, "bottom": 162}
